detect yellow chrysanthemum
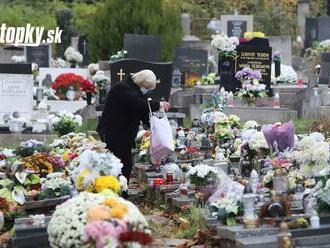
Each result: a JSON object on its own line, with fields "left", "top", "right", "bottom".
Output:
{"left": 94, "top": 176, "right": 121, "bottom": 193}
{"left": 62, "top": 152, "right": 70, "bottom": 162}
{"left": 110, "top": 207, "right": 127, "bottom": 219}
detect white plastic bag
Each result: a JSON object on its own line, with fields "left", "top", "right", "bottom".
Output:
{"left": 148, "top": 102, "right": 174, "bottom": 162}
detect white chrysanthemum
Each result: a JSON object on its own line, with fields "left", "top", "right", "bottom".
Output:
{"left": 309, "top": 132, "right": 325, "bottom": 142}
{"left": 244, "top": 120, "right": 258, "bottom": 130}
{"left": 248, "top": 131, "right": 268, "bottom": 150}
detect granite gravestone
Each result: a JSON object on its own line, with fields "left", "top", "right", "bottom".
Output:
{"left": 123, "top": 33, "right": 161, "bottom": 62}
{"left": 305, "top": 17, "right": 330, "bottom": 48}
{"left": 236, "top": 38, "right": 272, "bottom": 88}
{"left": 25, "top": 44, "right": 51, "bottom": 67}
{"left": 174, "top": 48, "right": 208, "bottom": 76}
{"left": 0, "top": 46, "right": 24, "bottom": 63}
{"left": 110, "top": 58, "right": 173, "bottom": 101}
{"left": 268, "top": 36, "right": 292, "bottom": 66}
{"left": 320, "top": 53, "right": 330, "bottom": 85}
{"left": 221, "top": 15, "right": 253, "bottom": 39}
{"left": 0, "top": 64, "right": 33, "bottom": 117}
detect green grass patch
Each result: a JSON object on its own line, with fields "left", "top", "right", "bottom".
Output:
{"left": 294, "top": 118, "right": 312, "bottom": 134}
{"left": 77, "top": 118, "right": 98, "bottom": 133}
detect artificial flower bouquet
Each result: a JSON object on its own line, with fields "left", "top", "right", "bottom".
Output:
{"left": 109, "top": 50, "right": 127, "bottom": 62}
{"left": 37, "top": 172, "right": 73, "bottom": 200}
{"left": 15, "top": 139, "right": 49, "bottom": 157}
{"left": 64, "top": 47, "right": 83, "bottom": 64}
{"left": 211, "top": 33, "right": 239, "bottom": 59}
{"left": 0, "top": 157, "right": 41, "bottom": 205}
{"left": 92, "top": 70, "right": 110, "bottom": 89}
{"left": 200, "top": 73, "right": 216, "bottom": 85}
{"left": 235, "top": 67, "right": 267, "bottom": 101}
{"left": 136, "top": 130, "right": 151, "bottom": 163}
{"left": 214, "top": 122, "right": 235, "bottom": 143}
{"left": 200, "top": 108, "right": 227, "bottom": 127}
{"left": 285, "top": 132, "right": 330, "bottom": 177}
{"left": 209, "top": 197, "right": 243, "bottom": 225}
{"left": 187, "top": 163, "right": 219, "bottom": 187}
{"left": 216, "top": 114, "right": 241, "bottom": 129}
{"left": 80, "top": 79, "right": 96, "bottom": 95}
{"left": 51, "top": 73, "right": 90, "bottom": 100}
{"left": 47, "top": 192, "right": 151, "bottom": 248}
{"left": 243, "top": 31, "right": 265, "bottom": 40}
{"left": 70, "top": 149, "right": 124, "bottom": 194}
{"left": 50, "top": 111, "right": 83, "bottom": 136}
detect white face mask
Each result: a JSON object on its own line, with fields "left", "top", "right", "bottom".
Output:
{"left": 140, "top": 87, "right": 150, "bottom": 95}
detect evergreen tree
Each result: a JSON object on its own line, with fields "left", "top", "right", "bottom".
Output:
{"left": 88, "top": 0, "right": 182, "bottom": 62}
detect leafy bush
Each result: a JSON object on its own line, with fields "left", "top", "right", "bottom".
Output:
{"left": 88, "top": 0, "right": 182, "bottom": 61}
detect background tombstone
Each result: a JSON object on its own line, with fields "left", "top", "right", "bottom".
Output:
{"left": 221, "top": 15, "right": 253, "bottom": 39}
{"left": 319, "top": 53, "right": 330, "bottom": 85}
{"left": 78, "top": 35, "right": 89, "bottom": 65}
{"left": 123, "top": 33, "right": 161, "bottom": 62}
{"left": 305, "top": 17, "right": 330, "bottom": 48}
{"left": 174, "top": 48, "right": 208, "bottom": 76}
{"left": 0, "top": 46, "right": 24, "bottom": 63}
{"left": 0, "top": 64, "right": 33, "bottom": 117}
{"left": 25, "top": 44, "right": 51, "bottom": 67}
{"left": 268, "top": 36, "right": 292, "bottom": 66}
{"left": 110, "top": 58, "right": 173, "bottom": 101}
{"left": 236, "top": 40, "right": 272, "bottom": 88}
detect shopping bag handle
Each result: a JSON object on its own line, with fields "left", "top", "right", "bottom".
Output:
{"left": 147, "top": 99, "right": 154, "bottom": 117}
{"left": 147, "top": 99, "right": 167, "bottom": 118}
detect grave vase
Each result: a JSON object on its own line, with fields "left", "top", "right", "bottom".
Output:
{"left": 98, "top": 88, "right": 107, "bottom": 105}
{"left": 218, "top": 56, "right": 233, "bottom": 73}
{"left": 86, "top": 93, "right": 92, "bottom": 105}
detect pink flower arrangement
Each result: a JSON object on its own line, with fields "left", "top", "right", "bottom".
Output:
{"left": 84, "top": 220, "right": 127, "bottom": 248}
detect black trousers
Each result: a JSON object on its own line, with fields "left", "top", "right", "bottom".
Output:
{"left": 106, "top": 140, "right": 133, "bottom": 182}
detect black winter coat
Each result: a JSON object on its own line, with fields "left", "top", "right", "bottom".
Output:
{"left": 97, "top": 76, "right": 160, "bottom": 149}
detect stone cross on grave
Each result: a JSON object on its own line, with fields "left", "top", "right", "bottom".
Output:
{"left": 117, "top": 69, "right": 126, "bottom": 81}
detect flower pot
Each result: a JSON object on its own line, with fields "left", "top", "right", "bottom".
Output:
{"left": 86, "top": 93, "right": 92, "bottom": 105}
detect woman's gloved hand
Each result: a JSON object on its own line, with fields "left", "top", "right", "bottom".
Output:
{"left": 160, "top": 101, "right": 170, "bottom": 112}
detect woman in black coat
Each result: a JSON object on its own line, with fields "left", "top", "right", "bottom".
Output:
{"left": 97, "top": 70, "right": 170, "bottom": 181}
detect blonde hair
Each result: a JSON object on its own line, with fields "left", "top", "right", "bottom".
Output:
{"left": 131, "top": 69, "right": 157, "bottom": 89}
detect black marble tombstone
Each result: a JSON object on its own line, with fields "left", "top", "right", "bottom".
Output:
{"left": 219, "top": 38, "right": 272, "bottom": 93}
{"left": 123, "top": 33, "right": 161, "bottom": 62}
{"left": 235, "top": 38, "right": 273, "bottom": 94}
{"left": 174, "top": 48, "right": 208, "bottom": 76}
{"left": 320, "top": 53, "right": 330, "bottom": 85}
{"left": 110, "top": 58, "right": 173, "bottom": 101}
{"left": 25, "top": 44, "right": 51, "bottom": 67}
{"left": 305, "top": 17, "right": 330, "bottom": 48}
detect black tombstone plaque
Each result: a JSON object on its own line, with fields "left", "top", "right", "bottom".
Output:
{"left": 174, "top": 48, "right": 208, "bottom": 76}
{"left": 110, "top": 59, "right": 173, "bottom": 101}
{"left": 320, "top": 53, "right": 330, "bottom": 85}
{"left": 236, "top": 46, "right": 272, "bottom": 87}
{"left": 305, "top": 17, "right": 330, "bottom": 48}
{"left": 25, "top": 44, "right": 51, "bottom": 67}
{"left": 123, "top": 33, "right": 161, "bottom": 62}
{"left": 227, "top": 20, "right": 247, "bottom": 39}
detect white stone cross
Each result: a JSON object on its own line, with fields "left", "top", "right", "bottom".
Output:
{"left": 117, "top": 69, "right": 125, "bottom": 81}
